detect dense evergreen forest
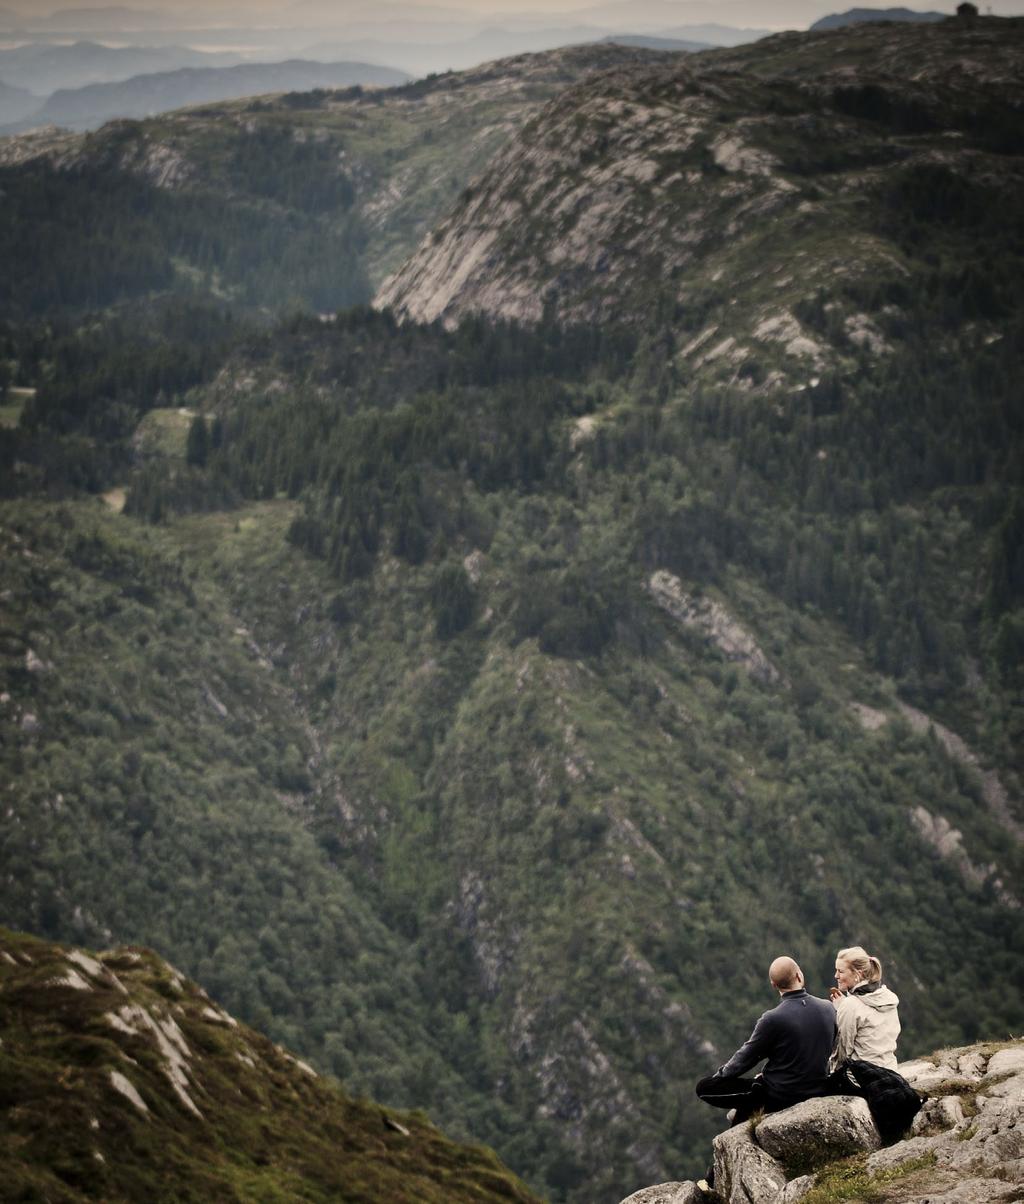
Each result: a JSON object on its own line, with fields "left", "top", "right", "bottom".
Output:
{"left": 0, "top": 143, "right": 369, "bottom": 318}
{"left": 1, "top": 22, "right": 1023, "bottom": 1203}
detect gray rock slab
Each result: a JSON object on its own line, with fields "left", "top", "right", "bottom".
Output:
{"left": 867, "top": 1133, "right": 944, "bottom": 1173}
{"left": 911, "top": 1094, "right": 964, "bottom": 1135}
{"left": 618, "top": 1183, "right": 704, "bottom": 1204}
{"left": 713, "top": 1122, "right": 786, "bottom": 1204}
{"left": 939, "top": 1110, "right": 1024, "bottom": 1174}
{"left": 899, "top": 1058, "right": 957, "bottom": 1091}
{"left": 988, "top": 1048, "right": 1024, "bottom": 1079}
{"left": 771, "top": 1174, "right": 815, "bottom": 1202}
{"left": 911, "top": 1179, "right": 1023, "bottom": 1203}
{"left": 756, "top": 1095, "right": 880, "bottom": 1167}
{"left": 956, "top": 1050, "right": 987, "bottom": 1080}
{"left": 983, "top": 1072, "right": 1024, "bottom": 1103}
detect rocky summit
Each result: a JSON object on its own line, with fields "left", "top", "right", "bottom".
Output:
{"left": 619, "top": 1039, "right": 1024, "bottom": 1204}
{"left": 377, "top": 16, "right": 1024, "bottom": 336}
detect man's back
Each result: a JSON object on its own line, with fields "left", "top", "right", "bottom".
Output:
{"left": 755, "top": 988, "right": 837, "bottom": 1102}
{"left": 697, "top": 956, "right": 838, "bottom": 1127}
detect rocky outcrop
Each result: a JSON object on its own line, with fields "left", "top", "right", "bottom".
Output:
{"left": 647, "top": 571, "right": 780, "bottom": 683}
{"left": 377, "top": 19, "right": 1024, "bottom": 345}
{"left": 714, "top": 1121, "right": 789, "bottom": 1203}
{"left": 375, "top": 54, "right": 801, "bottom": 331}
{"left": 621, "top": 1183, "right": 706, "bottom": 1204}
{"left": 618, "top": 1040, "right": 1024, "bottom": 1204}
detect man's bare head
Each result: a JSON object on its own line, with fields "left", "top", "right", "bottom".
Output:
{"left": 769, "top": 956, "right": 803, "bottom": 992}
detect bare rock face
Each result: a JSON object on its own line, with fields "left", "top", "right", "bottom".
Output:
{"left": 377, "top": 18, "right": 1024, "bottom": 372}
{"left": 646, "top": 572, "right": 779, "bottom": 683}
{"left": 618, "top": 1182, "right": 705, "bottom": 1204}
{"left": 756, "top": 1095, "right": 880, "bottom": 1165}
{"left": 713, "top": 1122, "right": 786, "bottom": 1204}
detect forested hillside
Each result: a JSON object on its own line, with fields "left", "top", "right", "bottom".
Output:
{"left": 1, "top": 18, "right": 1022, "bottom": 1204}
{"left": 0, "top": 43, "right": 667, "bottom": 316}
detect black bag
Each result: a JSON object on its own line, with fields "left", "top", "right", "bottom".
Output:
{"left": 825, "top": 1059, "right": 925, "bottom": 1144}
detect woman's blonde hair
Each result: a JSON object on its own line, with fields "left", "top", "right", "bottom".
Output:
{"left": 837, "top": 946, "right": 882, "bottom": 984}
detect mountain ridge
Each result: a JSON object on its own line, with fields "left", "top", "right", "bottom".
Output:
{"left": 810, "top": 8, "right": 948, "bottom": 31}
{"left": 0, "top": 924, "right": 541, "bottom": 1203}
{"left": 1, "top": 58, "right": 411, "bottom": 134}
{"left": 0, "top": 39, "right": 244, "bottom": 95}
{"left": 376, "top": 16, "right": 1024, "bottom": 334}
{"left": 0, "top": 43, "right": 673, "bottom": 313}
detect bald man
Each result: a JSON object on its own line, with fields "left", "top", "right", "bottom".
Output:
{"left": 696, "top": 956, "right": 837, "bottom": 1124}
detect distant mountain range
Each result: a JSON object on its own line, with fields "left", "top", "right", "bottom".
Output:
{"left": 811, "top": 7, "right": 947, "bottom": 30}
{"left": 0, "top": 78, "right": 36, "bottom": 125}
{"left": 0, "top": 40, "right": 243, "bottom": 95}
{"left": 1, "top": 58, "right": 410, "bottom": 133}
{"left": 12, "top": 4, "right": 184, "bottom": 30}
{"left": 304, "top": 26, "right": 711, "bottom": 75}
{"left": 599, "top": 33, "right": 711, "bottom": 51}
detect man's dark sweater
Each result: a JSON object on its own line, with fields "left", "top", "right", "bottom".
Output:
{"left": 716, "top": 988, "right": 836, "bottom": 1104}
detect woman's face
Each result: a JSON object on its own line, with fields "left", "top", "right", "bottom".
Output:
{"left": 835, "top": 958, "right": 860, "bottom": 993}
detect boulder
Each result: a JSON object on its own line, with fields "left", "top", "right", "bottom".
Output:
{"left": 618, "top": 1183, "right": 704, "bottom": 1204}
{"left": 867, "top": 1133, "right": 944, "bottom": 1173}
{"left": 939, "top": 1106, "right": 1024, "bottom": 1176}
{"left": 755, "top": 1096, "right": 880, "bottom": 1168}
{"left": 772, "top": 1177, "right": 815, "bottom": 1202}
{"left": 911, "top": 1094, "right": 964, "bottom": 1135}
{"left": 620, "top": 1042, "right": 1024, "bottom": 1204}
{"left": 713, "top": 1122, "right": 786, "bottom": 1204}
{"left": 981, "top": 1072, "right": 1024, "bottom": 1103}
{"left": 988, "top": 1048, "right": 1024, "bottom": 1079}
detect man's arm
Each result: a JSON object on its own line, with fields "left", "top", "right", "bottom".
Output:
{"left": 716, "top": 1012, "right": 775, "bottom": 1078}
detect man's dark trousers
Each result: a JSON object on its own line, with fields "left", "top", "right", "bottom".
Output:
{"left": 695, "top": 1073, "right": 799, "bottom": 1124}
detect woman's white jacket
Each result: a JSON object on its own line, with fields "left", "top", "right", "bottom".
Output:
{"left": 832, "top": 982, "right": 901, "bottom": 1071}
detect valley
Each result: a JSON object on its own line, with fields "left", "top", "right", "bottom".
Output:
{"left": 1, "top": 15, "right": 1022, "bottom": 1203}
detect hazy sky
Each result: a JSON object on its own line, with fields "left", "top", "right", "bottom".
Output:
{"left": 9, "top": 0, "right": 1022, "bottom": 26}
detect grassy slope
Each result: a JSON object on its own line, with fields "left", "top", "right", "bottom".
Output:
{"left": 0, "top": 926, "right": 540, "bottom": 1203}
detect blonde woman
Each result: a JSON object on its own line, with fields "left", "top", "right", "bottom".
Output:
{"left": 830, "top": 946, "right": 901, "bottom": 1071}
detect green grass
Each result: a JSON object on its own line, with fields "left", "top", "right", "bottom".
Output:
{"left": 0, "top": 385, "right": 34, "bottom": 428}
{"left": 798, "top": 1152, "right": 939, "bottom": 1204}
{"left": 133, "top": 406, "right": 196, "bottom": 458}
